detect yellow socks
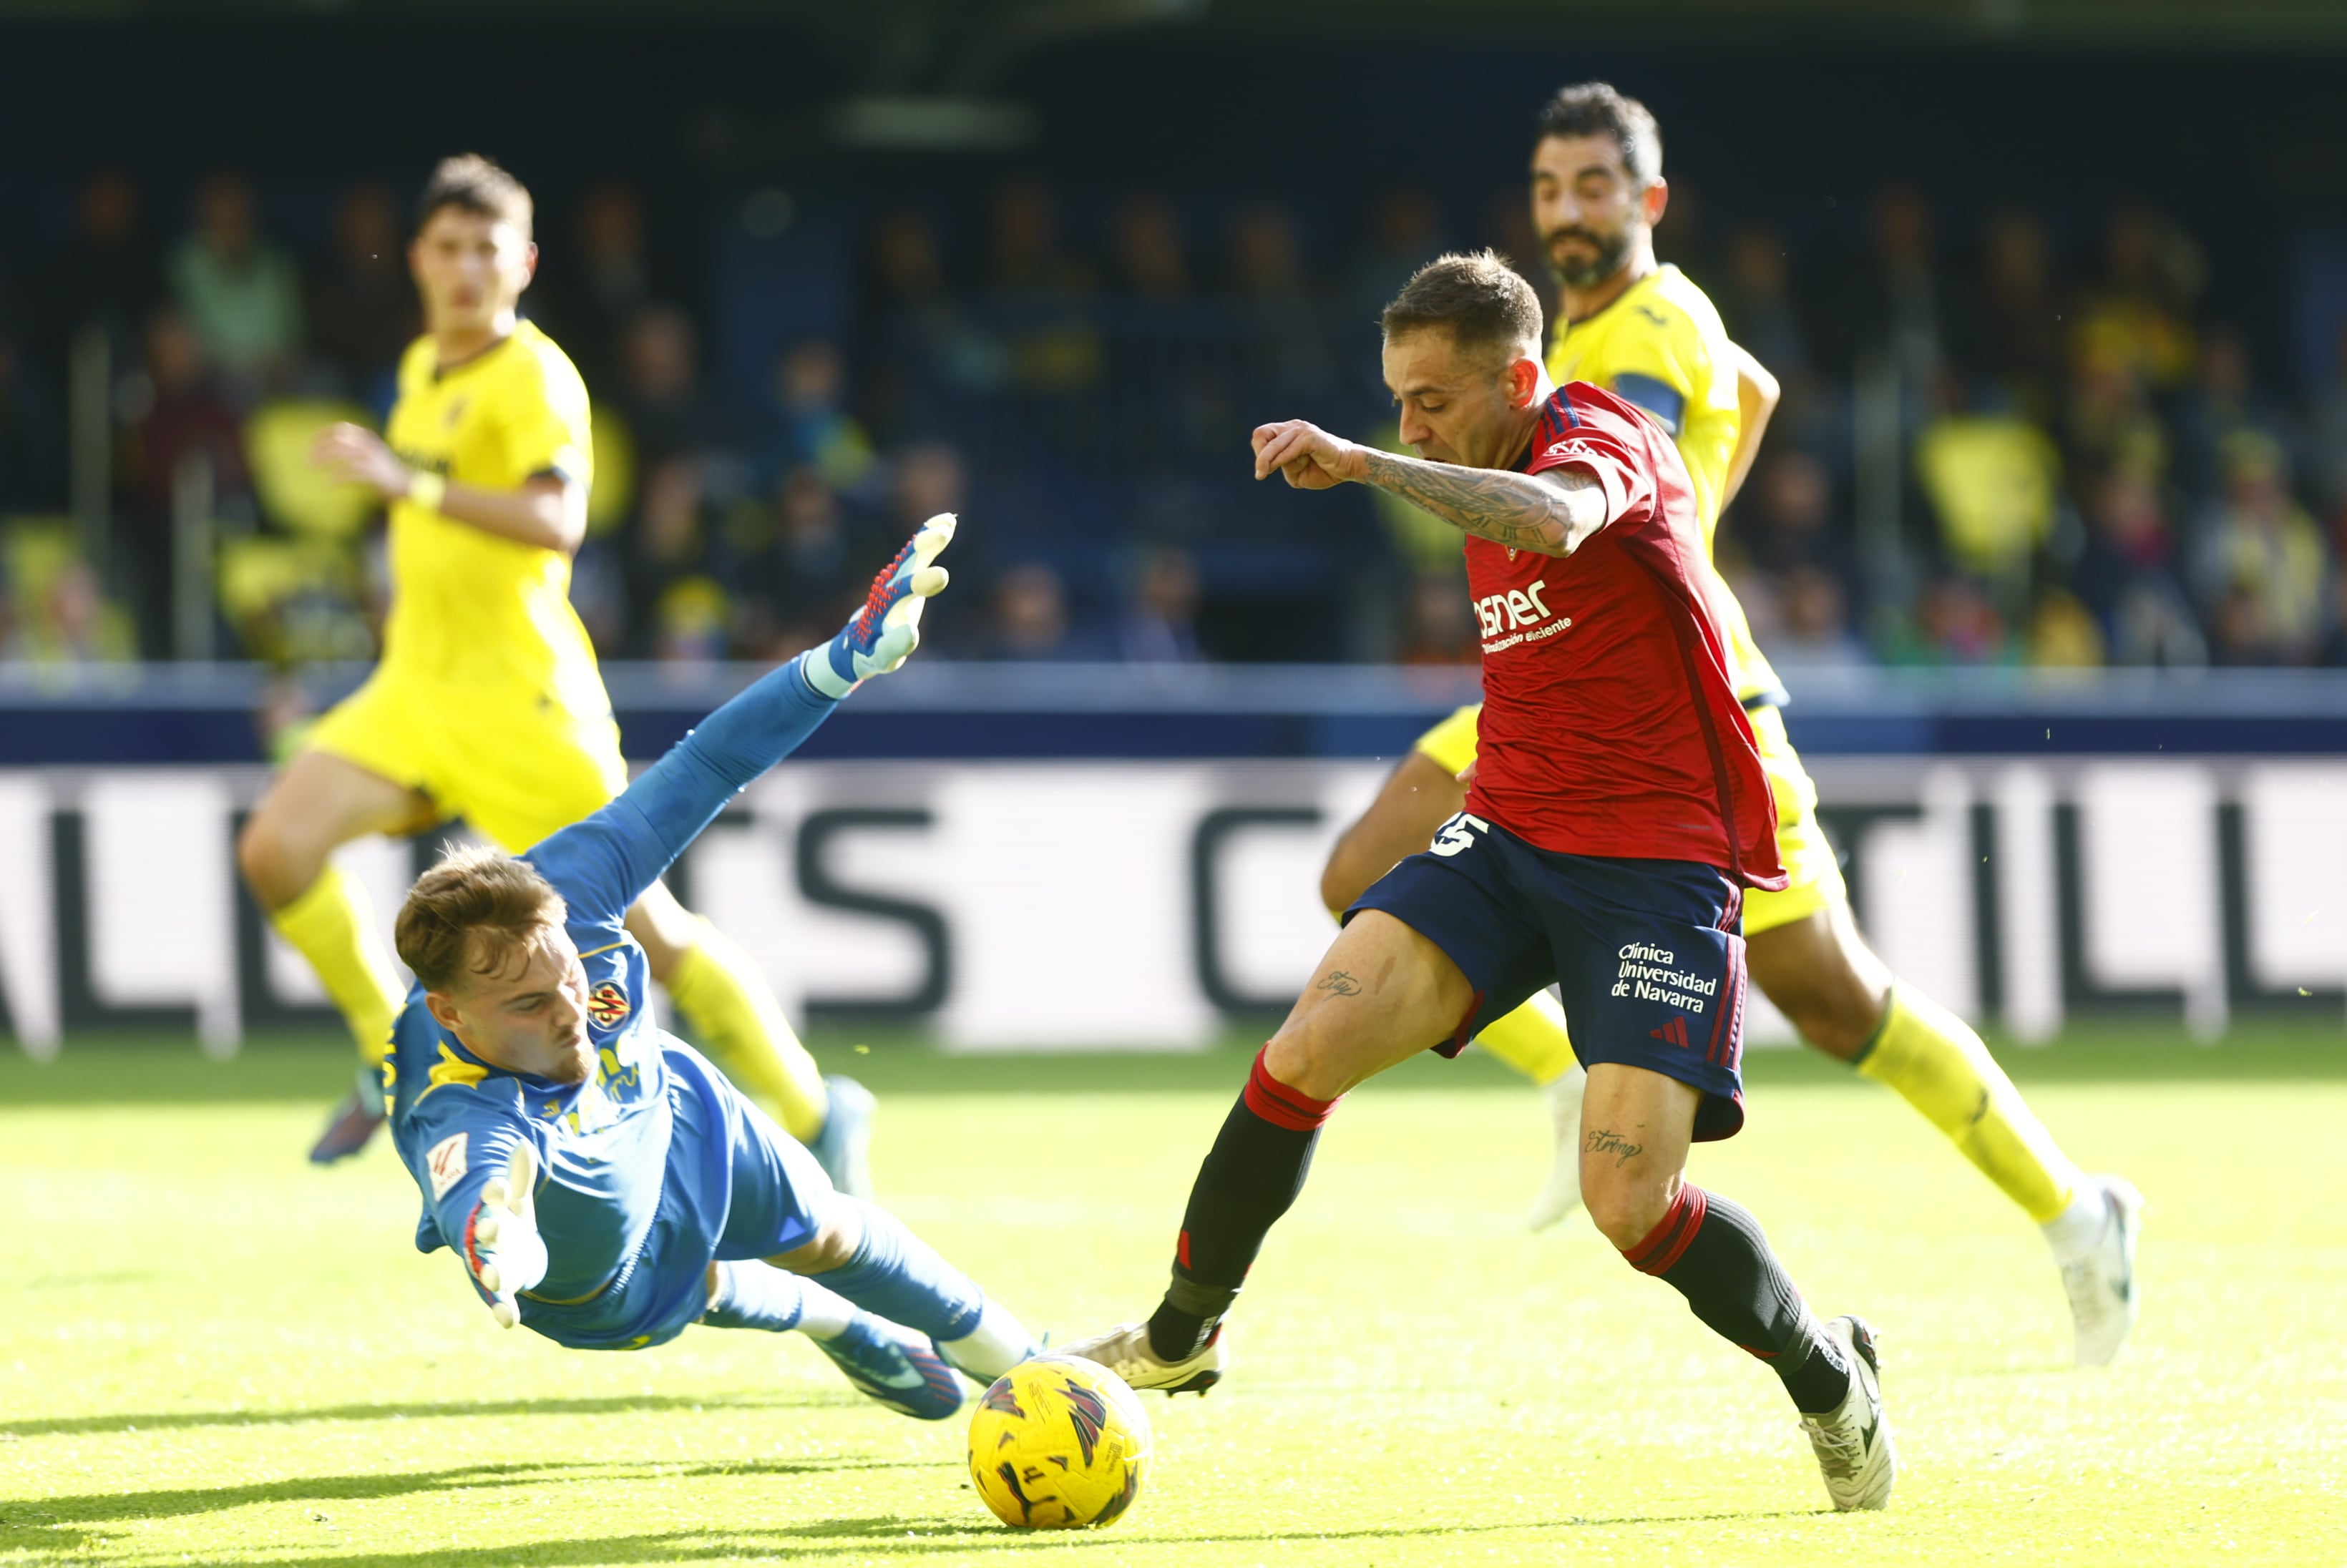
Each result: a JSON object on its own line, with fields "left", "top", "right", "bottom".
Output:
{"left": 664, "top": 920, "right": 829, "bottom": 1142}
{"left": 270, "top": 864, "right": 405, "bottom": 1064}
{"left": 1473, "top": 989, "right": 1581, "bottom": 1086}
{"left": 1857, "top": 986, "right": 2084, "bottom": 1224}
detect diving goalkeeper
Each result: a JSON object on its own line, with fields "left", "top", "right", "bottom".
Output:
{"left": 386, "top": 518, "right": 1032, "bottom": 1417}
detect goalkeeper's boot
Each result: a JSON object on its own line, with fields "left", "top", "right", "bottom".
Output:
{"left": 308, "top": 1064, "right": 387, "bottom": 1165}
{"left": 806, "top": 1075, "right": 877, "bottom": 1202}
{"left": 1797, "top": 1315, "right": 1896, "bottom": 1511}
{"left": 1526, "top": 1064, "right": 1589, "bottom": 1232}
{"left": 2060, "top": 1175, "right": 2144, "bottom": 1368}
{"left": 816, "top": 1312, "right": 965, "bottom": 1421}
{"left": 1056, "top": 1321, "right": 1224, "bottom": 1396}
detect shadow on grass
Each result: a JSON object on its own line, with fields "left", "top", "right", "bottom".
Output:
{"left": 4, "top": 1456, "right": 952, "bottom": 1532}
{"left": 4, "top": 1508, "right": 1833, "bottom": 1566}
{"left": 0, "top": 1390, "right": 852, "bottom": 1439}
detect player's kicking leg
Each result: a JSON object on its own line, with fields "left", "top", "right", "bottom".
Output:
{"left": 1321, "top": 744, "right": 1589, "bottom": 1230}
{"left": 1750, "top": 896, "right": 2142, "bottom": 1368}
{"left": 628, "top": 883, "right": 878, "bottom": 1198}
{"left": 237, "top": 750, "right": 436, "bottom": 1162}
{"left": 1579, "top": 1063, "right": 1893, "bottom": 1511}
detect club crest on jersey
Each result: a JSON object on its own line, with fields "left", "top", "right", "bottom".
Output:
{"left": 587, "top": 982, "right": 631, "bottom": 1029}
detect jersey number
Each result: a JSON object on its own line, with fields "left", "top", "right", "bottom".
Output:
{"left": 1429, "top": 813, "right": 1488, "bottom": 858}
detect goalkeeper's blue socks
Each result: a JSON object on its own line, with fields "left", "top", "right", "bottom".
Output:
{"left": 814, "top": 1201, "right": 1038, "bottom": 1381}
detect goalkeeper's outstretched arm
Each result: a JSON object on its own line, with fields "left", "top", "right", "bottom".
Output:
{"left": 532, "top": 515, "right": 955, "bottom": 923}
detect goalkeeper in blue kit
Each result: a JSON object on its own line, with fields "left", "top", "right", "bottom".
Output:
{"left": 384, "top": 516, "right": 1033, "bottom": 1418}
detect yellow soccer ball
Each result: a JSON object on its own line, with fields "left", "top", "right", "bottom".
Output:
{"left": 967, "top": 1354, "right": 1153, "bottom": 1529}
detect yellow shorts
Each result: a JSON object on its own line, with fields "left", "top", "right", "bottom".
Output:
{"left": 1410, "top": 700, "right": 1842, "bottom": 938}
{"left": 305, "top": 672, "right": 629, "bottom": 854}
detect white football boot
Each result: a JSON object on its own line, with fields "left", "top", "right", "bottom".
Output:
{"left": 2060, "top": 1175, "right": 2144, "bottom": 1368}
{"left": 1057, "top": 1321, "right": 1225, "bottom": 1396}
{"left": 1526, "top": 1064, "right": 1589, "bottom": 1231}
{"left": 1797, "top": 1315, "right": 1895, "bottom": 1511}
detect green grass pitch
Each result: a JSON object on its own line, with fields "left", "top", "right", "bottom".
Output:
{"left": 4, "top": 1026, "right": 2344, "bottom": 1566}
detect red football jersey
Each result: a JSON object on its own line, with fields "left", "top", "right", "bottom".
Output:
{"left": 1460, "top": 381, "right": 1785, "bottom": 889}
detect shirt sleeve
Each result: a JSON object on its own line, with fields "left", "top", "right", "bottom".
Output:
{"left": 1523, "top": 402, "right": 1659, "bottom": 534}
{"left": 404, "top": 1077, "right": 534, "bottom": 1257}
{"left": 1600, "top": 303, "right": 1702, "bottom": 436}
{"left": 525, "top": 658, "right": 842, "bottom": 926}
{"left": 497, "top": 355, "right": 594, "bottom": 489}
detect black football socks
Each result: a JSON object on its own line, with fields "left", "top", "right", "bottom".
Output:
{"left": 1621, "top": 1183, "right": 1853, "bottom": 1414}
{"left": 1146, "top": 1048, "right": 1340, "bottom": 1363}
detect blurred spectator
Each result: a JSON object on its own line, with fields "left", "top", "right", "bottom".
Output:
{"left": 740, "top": 466, "right": 881, "bottom": 657}
{"left": 1738, "top": 449, "right": 1851, "bottom": 585}
{"left": 126, "top": 307, "right": 250, "bottom": 656}
{"left": 306, "top": 181, "right": 416, "bottom": 405}
{"left": 1117, "top": 546, "right": 1203, "bottom": 663}
{"left": 1886, "top": 575, "right": 2014, "bottom": 666}
{"left": 21, "top": 559, "right": 135, "bottom": 665}
{"left": 0, "top": 330, "right": 66, "bottom": 512}
{"left": 2065, "top": 335, "right": 2169, "bottom": 483}
{"left": 1963, "top": 209, "right": 2064, "bottom": 413}
{"left": 1111, "top": 195, "right": 1190, "bottom": 300}
{"left": 758, "top": 340, "right": 872, "bottom": 493}
{"left": 2308, "top": 323, "right": 2347, "bottom": 533}
{"left": 2071, "top": 205, "right": 2203, "bottom": 395}
{"left": 2190, "top": 433, "right": 2327, "bottom": 664}
{"left": 623, "top": 459, "right": 726, "bottom": 659}
{"left": 1349, "top": 189, "right": 1444, "bottom": 325}
{"left": 978, "top": 562, "right": 1106, "bottom": 660}
{"left": 1718, "top": 227, "right": 1809, "bottom": 380}
{"left": 1226, "top": 203, "right": 1306, "bottom": 297}
{"left": 615, "top": 305, "right": 738, "bottom": 466}
{"left": 2174, "top": 326, "right": 2296, "bottom": 502}
{"left": 854, "top": 207, "right": 953, "bottom": 432}
{"left": 1858, "top": 182, "right": 1947, "bottom": 391}
{"left": 541, "top": 182, "right": 655, "bottom": 391}
{"left": 167, "top": 172, "right": 302, "bottom": 397}
{"left": 1767, "top": 565, "right": 1871, "bottom": 672}
{"left": 38, "top": 170, "right": 162, "bottom": 369}
{"left": 988, "top": 180, "right": 1091, "bottom": 295}
{"left": 2025, "top": 587, "right": 2106, "bottom": 668}
{"left": 1916, "top": 382, "right": 2061, "bottom": 582}
{"left": 1394, "top": 574, "right": 1478, "bottom": 665}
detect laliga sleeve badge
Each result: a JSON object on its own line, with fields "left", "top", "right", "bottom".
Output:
{"left": 426, "top": 1132, "right": 469, "bottom": 1200}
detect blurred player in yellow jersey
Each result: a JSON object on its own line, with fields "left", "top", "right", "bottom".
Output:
{"left": 235, "top": 155, "right": 874, "bottom": 1193}
{"left": 1320, "top": 85, "right": 2141, "bottom": 1366}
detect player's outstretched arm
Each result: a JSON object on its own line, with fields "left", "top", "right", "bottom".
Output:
{"left": 530, "top": 516, "right": 956, "bottom": 918}
{"left": 461, "top": 1143, "right": 548, "bottom": 1328}
{"left": 1249, "top": 418, "right": 1609, "bottom": 557}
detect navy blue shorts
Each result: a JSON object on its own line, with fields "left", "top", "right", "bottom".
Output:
{"left": 1349, "top": 813, "right": 1751, "bottom": 1141}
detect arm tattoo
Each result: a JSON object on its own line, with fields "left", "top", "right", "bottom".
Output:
{"left": 1360, "top": 449, "right": 1601, "bottom": 557}
{"left": 1315, "top": 970, "right": 1364, "bottom": 997}
{"left": 1583, "top": 1127, "right": 1643, "bottom": 1166}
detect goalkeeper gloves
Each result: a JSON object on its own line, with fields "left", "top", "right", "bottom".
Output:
{"left": 462, "top": 1144, "right": 547, "bottom": 1329}
{"left": 799, "top": 513, "right": 955, "bottom": 700}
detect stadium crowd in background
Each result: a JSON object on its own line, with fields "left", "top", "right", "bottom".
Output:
{"left": 2, "top": 165, "right": 2344, "bottom": 672}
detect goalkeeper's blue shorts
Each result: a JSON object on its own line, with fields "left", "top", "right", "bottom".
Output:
{"left": 517, "top": 1044, "right": 834, "bottom": 1351}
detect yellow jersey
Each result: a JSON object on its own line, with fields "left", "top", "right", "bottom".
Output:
{"left": 381, "top": 320, "right": 605, "bottom": 714}
{"left": 1546, "top": 264, "right": 1782, "bottom": 703}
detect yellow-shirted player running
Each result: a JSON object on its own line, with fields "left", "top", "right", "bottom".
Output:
{"left": 236, "top": 155, "right": 874, "bottom": 1192}
{"left": 1319, "top": 84, "right": 2142, "bottom": 1366}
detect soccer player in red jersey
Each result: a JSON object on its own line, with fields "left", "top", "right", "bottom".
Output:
{"left": 1064, "top": 253, "right": 1895, "bottom": 1511}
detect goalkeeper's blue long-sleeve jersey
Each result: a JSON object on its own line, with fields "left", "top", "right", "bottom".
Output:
{"left": 384, "top": 660, "right": 837, "bottom": 1310}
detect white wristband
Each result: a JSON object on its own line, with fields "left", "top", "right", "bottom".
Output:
{"left": 407, "top": 471, "right": 447, "bottom": 513}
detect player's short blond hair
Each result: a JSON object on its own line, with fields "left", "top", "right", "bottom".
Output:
{"left": 395, "top": 843, "right": 567, "bottom": 994}
{"left": 1380, "top": 250, "right": 1544, "bottom": 368}
{"left": 416, "top": 154, "right": 533, "bottom": 240}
